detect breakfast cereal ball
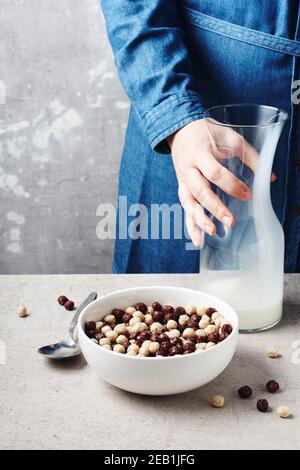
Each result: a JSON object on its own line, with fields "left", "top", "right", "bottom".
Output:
{"left": 116, "top": 335, "right": 128, "bottom": 346}
{"left": 204, "top": 324, "right": 217, "bottom": 335}
{"left": 196, "top": 343, "right": 206, "bottom": 351}
{"left": 150, "top": 322, "right": 164, "bottom": 333}
{"left": 114, "top": 323, "right": 127, "bottom": 335}
{"left": 199, "top": 315, "right": 211, "bottom": 329}
{"left": 166, "top": 319, "right": 177, "bottom": 330}
{"left": 139, "top": 345, "right": 150, "bottom": 356}
{"left": 186, "top": 305, "right": 197, "bottom": 315}
{"left": 206, "top": 342, "right": 216, "bottom": 349}
{"left": 101, "top": 344, "right": 112, "bottom": 350}
{"left": 127, "top": 344, "right": 139, "bottom": 354}
{"left": 133, "top": 310, "right": 145, "bottom": 320}
{"left": 267, "top": 347, "right": 280, "bottom": 358}
{"left": 211, "top": 312, "right": 224, "bottom": 322}
{"left": 132, "top": 322, "right": 148, "bottom": 333}
{"left": 129, "top": 316, "right": 140, "bottom": 326}
{"left": 178, "top": 314, "right": 190, "bottom": 327}
{"left": 113, "top": 344, "right": 126, "bottom": 354}
{"left": 101, "top": 325, "right": 112, "bottom": 335}
{"left": 127, "top": 349, "right": 137, "bottom": 356}
{"left": 211, "top": 395, "right": 225, "bottom": 408}
{"left": 195, "top": 329, "right": 206, "bottom": 338}
{"left": 91, "top": 338, "right": 98, "bottom": 345}
{"left": 105, "top": 330, "right": 118, "bottom": 342}
{"left": 277, "top": 406, "right": 291, "bottom": 418}
{"left": 99, "top": 337, "right": 111, "bottom": 346}
{"left": 197, "top": 306, "right": 206, "bottom": 316}
{"left": 144, "top": 313, "right": 153, "bottom": 325}
{"left": 149, "top": 342, "right": 160, "bottom": 354}
{"left": 95, "top": 321, "right": 104, "bottom": 332}
{"left": 182, "top": 328, "right": 195, "bottom": 339}
{"left": 166, "top": 329, "right": 180, "bottom": 339}
{"left": 104, "top": 314, "right": 115, "bottom": 324}
{"left": 125, "top": 306, "right": 136, "bottom": 314}
{"left": 147, "top": 306, "right": 154, "bottom": 313}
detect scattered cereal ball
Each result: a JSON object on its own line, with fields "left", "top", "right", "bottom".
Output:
{"left": 182, "top": 328, "right": 195, "bottom": 338}
{"left": 125, "top": 306, "right": 136, "bottom": 314}
{"left": 178, "top": 314, "right": 190, "bottom": 327}
{"left": 105, "top": 330, "right": 118, "bottom": 342}
{"left": 129, "top": 317, "right": 140, "bottom": 326}
{"left": 166, "top": 329, "right": 180, "bottom": 339}
{"left": 277, "top": 406, "right": 291, "bottom": 418}
{"left": 116, "top": 335, "right": 128, "bottom": 346}
{"left": 206, "top": 342, "right": 216, "bottom": 349}
{"left": 149, "top": 342, "right": 160, "bottom": 354}
{"left": 114, "top": 323, "right": 127, "bottom": 335}
{"left": 144, "top": 313, "right": 153, "bottom": 325}
{"left": 113, "top": 344, "right": 125, "bottom": 354}
{"left": 267, "top": 347, "right": 280, "bottom": 358}
{"left": 266, "top": 380, "right": 280, "bottom": 393}
{"left": 186, "top": 305, "right": 197, "bottom": 315}
{"left": 166, "top": 319, "right": 178, "bottom": 330}
{"left": 99, "top": 337, "right": 111, "bottom": 346}
{"left": 64, "top": 300, "right": 75, "bottom": 311}
{"left": 133, "top": 310, "right": 145, "bottom": 320}
{"left": 211, "top": 395, "right": 225, "bottom": 408}
{"left": 257, "top": 399, "right": 269, "bottom": 413}
{"left": 104, "top": 314, "right": 115, "bottom": 324}
{"left": 199, "top": 315, "right": 211, "bottom": 329}
{"left": 150, "top": 322, "right": 164, "bottom": 333}
{"left": 95, "top": 321, "right": 104, "bottom": 332}
{"left": 101, "top": 325, "right": 112, "bottom": 335}
{"left": 238, "top": 386, "right": 253, "bottom": 399}
{"left": 58, "top": 295, "right": 68, "bottom": 306}
{"left": 18, "top": 306, "right": 28, "bottom": 318}
{"left": 101, "top": 344, "right": 112, "bottom": 350}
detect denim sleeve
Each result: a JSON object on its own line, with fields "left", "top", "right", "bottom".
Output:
{"left": 99, "top": 0, "right": 206, "bottom": 153}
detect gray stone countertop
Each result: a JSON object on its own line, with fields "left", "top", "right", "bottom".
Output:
{"left": 0, "top": 274, "right": 299, "bottom": 450}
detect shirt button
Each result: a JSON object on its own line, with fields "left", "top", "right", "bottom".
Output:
{"left": 291, "top": 206, "right": 300, "bottom": 216}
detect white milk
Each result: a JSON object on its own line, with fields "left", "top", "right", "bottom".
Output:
{"left": 199, "top": 271, "right": 283, "bottom": 331}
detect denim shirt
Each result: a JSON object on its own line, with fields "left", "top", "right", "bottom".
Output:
{"left": 100, "top": 0, "right": 300, "bottom": 273}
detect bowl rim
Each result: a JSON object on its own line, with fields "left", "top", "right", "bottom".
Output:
{"left": 78, "top": 285, "right": 239, "bottom": 362}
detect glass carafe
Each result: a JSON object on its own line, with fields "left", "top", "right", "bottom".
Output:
{"left": 199, "top": 104, "right": 288, "bottom": 332}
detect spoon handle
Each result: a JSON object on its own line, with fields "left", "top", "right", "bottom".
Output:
{"left": 68, "top": 292, "right": 98, "bottom": 336}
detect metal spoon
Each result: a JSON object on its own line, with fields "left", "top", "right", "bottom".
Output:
{"left": 38, "top": 292, "right": 97, "bottom": 359}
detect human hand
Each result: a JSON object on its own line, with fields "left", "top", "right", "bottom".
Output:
{"left": 168, "top": 119, "right": 268, "bottom": 246}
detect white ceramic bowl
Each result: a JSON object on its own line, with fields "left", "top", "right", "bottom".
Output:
{"left": 78, "top": 286, "right": 238, "bottom": 395}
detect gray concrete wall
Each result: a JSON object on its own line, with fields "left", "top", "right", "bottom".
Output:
{"left": 0, "top": 0, "right": 129, "bottom": 274}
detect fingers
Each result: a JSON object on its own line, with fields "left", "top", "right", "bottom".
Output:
{"left": 187, "top": 168, "right": 235, "bottom": 228}
{"left": 178, "top": 182, "right": 216, "bottom": 242}
{"left": 197, "top": 151, "right": 251, "bottom": 201}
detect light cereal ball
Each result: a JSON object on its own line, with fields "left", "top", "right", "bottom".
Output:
{"left": 166, "top": 329, "right": 180, "bottom": 339}
{"left": 211, "top": 312, "right": 224, "bottom": 323}
{"left": 267, "top": 347, "right": 280, "bottom": 358}
{"left": 178, "top": 314, "right": 190, "bottom": 327}
{"left": 104, "top": 314, "right": 115, "bottom": 324}
{"left": 150, "top": 322, "right": 164, "bottom": 333}
{"left": 139, "top": 345, "right": 150, "bottom": 356}
{"left": 196, "top": 343, "right": 206, "bottom": 351}
{"left": 147, "top": 306, "right": 154, "bottom": 314}
{"left": 129, "top": 339, "right": 136, "bottom": 345}
{"left": 199, "top": 315, "right": 211, "bottom": 329}
{"left": 114, "top": 323, "right": 127, "bottom": 335}
{"left": 182, "top": 328, "right": 195, "bottom": 339}
{"left": 113, "top": 344, "right": 126, "bottom": 354}
{"left": 167, "top": 319, "right": 177, "bottom": 330}
{"left": 211, "top": 395, "right": 225, "bottom": 408}
{"left": 214, "top": 318, "right": 223, "bottom": 329}
{"left": 99, "top": 337, "right": 111, "bottom": 346}
{"left": 133, "top": 310, "right": 145, "bottom": 320}
{"left": 126, "top": 326, "right": 134, "bottom": 334}
{"left": 129, "top": 316, "right": 140, "bottom": 326}
{"left": 277, "top": 406, "right": 291, "bottom": 418}
{"left": 91, "top": 338, "right": 98, "bottom": 345}
{"left": 95, "top": 321, "right": 104, "bottom": 333}
{"left": 116, "top": 335, "right": 128, "bottom": 346}
{"left": 18, "top": 306, "right": 28, "bottom": 318}
{"left": 127, "top": 343, "right": 139, "bottom": 354}
{"left": 101, "top": 344, "right": 112, "bottom": 350}
{"left": 205, "top": 324, "right": 217, "bottom": 335}
{"left": 149, "top": 342, "right": 160, "bottom": 354}
{"left": 197, "top": 306, "right": 206, "bottom": 316}
{"left": 132, "top": 322, "right": 148, "bottom": 333}
{"left": 186, "top": 305, "right": 197, "bottom": 315}
{"left": 125, "top": 306, "right": 136, "bottom": 314}
{"left": 101, "top": 325, "right": 112, "bottom": 335}
{"left": 105, "top": 330, "right": 118, "bottom": 342}
{"left": 144, "top": 313, "right": 153, "bottom": 325}
{"left": 127, "top": 350, "right": 137, "bottom": 356}
{"left": 206, "top": 342, "right": 216, "bottom": 349}
{"left": 195, "top": 329, "right": 206, "bottom": 339}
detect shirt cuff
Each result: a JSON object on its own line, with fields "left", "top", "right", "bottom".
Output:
{"left": 141, "top": 91, "right": 206, "bottom": 154}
